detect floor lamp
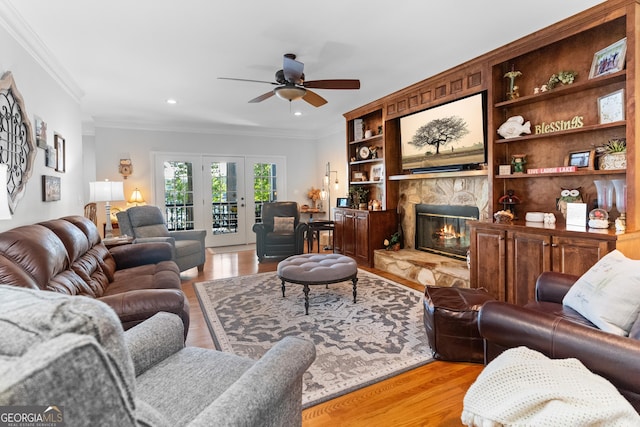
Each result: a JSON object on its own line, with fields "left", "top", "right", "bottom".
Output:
{"left": 320, "top": 162, "right": 339, "bottom": 250}
{"left": 89, "top": 180, "right": 124, "bottom": 238}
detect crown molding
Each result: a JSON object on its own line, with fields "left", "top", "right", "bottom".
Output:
{"left": 0, "top": 0, "right": 84, "bottom": 103}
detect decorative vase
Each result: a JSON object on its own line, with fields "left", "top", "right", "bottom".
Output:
{"left": 593, "top": 180, "right": 613, "bottom": 212}
{"left": 599, "top": 152, "right": 626, "bottom": 170}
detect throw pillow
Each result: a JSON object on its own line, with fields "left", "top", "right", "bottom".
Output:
{"left": 562, "top": 249, "right": 640, "bottom": 336}
{"left": 273, "top": 216, "right": 294, "bottom": 233}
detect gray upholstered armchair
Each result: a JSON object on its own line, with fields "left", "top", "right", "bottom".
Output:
{"left": 0, "top": 285, "right": 316, "bottom": 426}
{"left": 116, "top": 205, "right": 206, "bottom": 272}
{"left": 253, "top": 202, "right": 307, "bottom": 262}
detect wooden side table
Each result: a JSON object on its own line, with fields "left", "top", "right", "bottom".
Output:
{"left": 306, "top": 220, "right": 334, "bottom": 253}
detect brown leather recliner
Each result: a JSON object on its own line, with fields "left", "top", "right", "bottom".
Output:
{"left": 0, "top": 215, "right": 189, "bottom": 336}
{"left": 252, "top": 202, "right": 307, "bottom": 262}
{"left": 478, "top": 271, "right": 640, "bottom": 412}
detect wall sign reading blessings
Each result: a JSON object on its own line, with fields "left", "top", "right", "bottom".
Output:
{"left": 534, "top": 116, "right": 584, "bottom": 134}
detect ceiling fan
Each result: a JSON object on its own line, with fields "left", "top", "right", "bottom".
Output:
{"left": 218, "top": 53, "right": 360, "bottom": 107}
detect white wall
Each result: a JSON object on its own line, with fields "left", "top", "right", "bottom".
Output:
{"left": 91, "top": 126, "right": 345, "bottom": 227}
{"left": 0, "top": 24, "right": 83, "bottom": 231}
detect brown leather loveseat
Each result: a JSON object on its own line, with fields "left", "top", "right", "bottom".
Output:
{"left": 478, "top": 271, "right": 640, "bottom": 412}
{"left": 0, "top": 215, "right": 189, "bottom": 335}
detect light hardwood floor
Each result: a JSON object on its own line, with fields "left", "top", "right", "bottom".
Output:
{"left": 180, "top": 246, "right": 483, "bottom": 426}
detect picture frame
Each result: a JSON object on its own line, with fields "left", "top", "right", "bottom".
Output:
{"left": 42, "top": 175, "right": 61, "bottom": 201}
{"left": 564, "top": 149, "right": 595, "bottom": 170}
{"left": 45, "top": 145, "right": 57, "bottom": 168}
{"left": 598, "top": 89, "right": 625, "bottom": 124}
{"left": 54, "top": 134, "right": 65, "bottom": 172}
{"left": 352, "top": 171, "right": 367, "bottom": 182}
{"left": 371, "top": 164, "right": 384, "bottom": 181}
{"left": 589, "top": 38, "right": 627, "bottom": 79}
{"left": 35, "top": 115, "right": 47, "bottom": 149}
{"left": 337, "top": 197, "right": 349, "bottom": 207}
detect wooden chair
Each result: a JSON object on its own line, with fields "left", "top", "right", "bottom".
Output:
{"left": 84, "top": 202, "right": 97, "bottom": 225}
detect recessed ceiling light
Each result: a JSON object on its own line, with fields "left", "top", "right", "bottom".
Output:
{"left": 166, "top": 99, "right": 177, "bottom": 105}
{"left": 293, "top": 111, "right": 302, "bottom": 116}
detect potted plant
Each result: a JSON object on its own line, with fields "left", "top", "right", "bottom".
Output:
{"left": 597, "top": 138, "right": 626, "bottom": 170}
{"left": 349, "top": 185, "right": 369, "bottom": 210}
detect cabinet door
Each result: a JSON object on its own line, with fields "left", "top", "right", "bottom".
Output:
{"left": 354, "top": 211, "right": 370, "bottom": 265}
{"left": 508, "top": 231, "right": 551, "bottom": 306}
{"left": 343, "top": 211, "right": 356, "bottom": 257}
{"left": 552, "top": 235, "right": 613, "bottom": 276}
{"left": 333, "top": 209, "right": 345, "bottom": 253}
{"left": 470, "top": 226, "right": 506, "bottom": 301}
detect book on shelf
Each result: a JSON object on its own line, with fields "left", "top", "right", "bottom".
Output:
{"left": 353, "top": 119, "right": 363, "bottom": 140}
{"left": 526, "top": 166, "right": 577, "bottom": 174}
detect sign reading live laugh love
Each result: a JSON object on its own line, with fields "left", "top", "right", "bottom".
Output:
{"left": 534, "top": 115, "right": 584, "bottom": 134}
{"left": 0, "top": 406, "right": 64, "bottom": 427}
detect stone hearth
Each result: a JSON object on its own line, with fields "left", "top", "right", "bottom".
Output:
{"left": 374, "top": 175, "right": 486, "bottom": 287}
{"left": 374, "top": 248, "right": 469, "bottom": 288}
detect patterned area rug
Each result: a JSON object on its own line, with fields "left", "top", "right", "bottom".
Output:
{"left": 194, "top": 269, "right": 433, "bottom": 408}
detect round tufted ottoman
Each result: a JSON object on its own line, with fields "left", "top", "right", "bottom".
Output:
{"left": 277, "top": 253, "right": 358, "bottom": 315}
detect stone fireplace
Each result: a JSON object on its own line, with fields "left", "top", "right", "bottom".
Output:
{"left": 374, "top": 175, "right": 488, "bottom": 287}
{"left": 415, "top": 204, "right": 479, "bottom": 260}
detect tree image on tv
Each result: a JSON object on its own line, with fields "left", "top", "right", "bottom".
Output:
{"left": 408, "top": 116, "right": 469, "bottom": 155}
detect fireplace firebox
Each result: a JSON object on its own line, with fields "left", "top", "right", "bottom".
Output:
{"left": 415, "top": 204, "right": 479, "bottom": 260}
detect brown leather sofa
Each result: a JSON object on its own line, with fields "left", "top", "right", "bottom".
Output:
{"left": 478, "top": 271, "right": 640, "bottom": 412}
{"left": 0, "top": 215, "right": 189, "bottom": 336}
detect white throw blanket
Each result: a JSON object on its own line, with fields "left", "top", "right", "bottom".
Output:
{"left": 461, "top": 347, "right": 640, "bottom": 427}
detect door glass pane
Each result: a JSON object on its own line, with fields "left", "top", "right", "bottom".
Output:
{"left": 163, "top": 161, "right": 194, "bottom": 230}
{"left": 253, "top": 163, "right": 277, "bottom": 224}
{"left": 211, "top": 162, "right": 238, "bottom": 235}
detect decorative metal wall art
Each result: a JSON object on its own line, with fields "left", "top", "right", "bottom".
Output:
{"left": 0, "top": 72, "right": 36, "bottom": 213}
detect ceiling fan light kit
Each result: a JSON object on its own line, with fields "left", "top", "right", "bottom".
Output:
{"left": 219, "top": 53, "right": 360, "bottom": 107}
{"left": 275, "top": 85, "right": 306, "bottom": 101}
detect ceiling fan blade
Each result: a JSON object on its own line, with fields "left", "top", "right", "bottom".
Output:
{"left": 302, "top": 89, "right": 328, "bottom": 107}
{"left": 304, "top": 79, "right": 361, "bottom": 90}
{"left": 283, "top": 56, "right": 304, "bottom": 84}
{"left": 218, "top": 77, "right": 278, "bottom": 85}
{"left": 249, "top": 90, "right": 275, "bottom": 103}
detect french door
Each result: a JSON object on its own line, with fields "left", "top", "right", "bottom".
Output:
{"left": 154, "top": 153, "right": 285, "bottom": 247}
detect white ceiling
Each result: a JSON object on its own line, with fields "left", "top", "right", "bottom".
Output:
{"left": 7, "top": 0, "right": 604, "bottom": 138}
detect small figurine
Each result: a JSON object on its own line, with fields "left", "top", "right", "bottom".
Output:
{"left": 497, "top": 116, "right": 532, "bottom": 139}
{"left": 557, "top": 187, "right": 583, "bottom": 219}
{"left": 498, "top": 189, "right": 521, "bottom": 218}
{"left": 540, "top": 84, "right": 549, "bottom": 92}
{"left": 511, "top": 154, "right": 527, "bottom": 174}
{"left": 504, "top": 69, "right": 522, "bottom": 100}
{"left": 534, "top": 87, "right": 540, "bottom": 94}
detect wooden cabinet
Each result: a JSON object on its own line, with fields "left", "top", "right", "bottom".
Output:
{"left": 469, "top": 221, "right": 635, "bottom": 304}
{"left": 344, "top": 105, "right": 399, "bottom": 212}
{"left": 488, "top": 8, "right": 636, "bottom": 228}
{"left": 334, "top": 208, "right": 397, "bottom": 267}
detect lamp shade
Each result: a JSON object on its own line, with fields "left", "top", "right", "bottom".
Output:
{"left": 89, "top": 180, "right": 125, "bottom": 202}
{"left": 128, "top": 188, "right": 145, "bottom": 204}
{"left": 0, "top": 164, "right": 12, "bottom": 220}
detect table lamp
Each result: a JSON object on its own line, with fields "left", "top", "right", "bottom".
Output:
{"left": 89, "top": 180, "right": 124, "bottom": 238}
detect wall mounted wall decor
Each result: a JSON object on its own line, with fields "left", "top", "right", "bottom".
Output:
{"left": 45, "top": 145, "right": 57, "bottom": 168}
{"left": 0, "top": 72, "right": 37, "bottom": 213}
{"left": 34, "top": 115, "right": 47, "bottom": 149}
{"left": 42, "top": 175, "right": 60, "bottom": 201}
{"left": 54, "top": 134, "right": 65, "bottom": 172}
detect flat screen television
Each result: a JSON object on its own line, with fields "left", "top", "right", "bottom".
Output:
{"left": 400, "top": 91, "right": 487, "bottom": 173}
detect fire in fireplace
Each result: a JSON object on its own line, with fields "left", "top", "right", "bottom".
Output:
{"left": 415, "top": 204, "right": 479, "bottom": 260}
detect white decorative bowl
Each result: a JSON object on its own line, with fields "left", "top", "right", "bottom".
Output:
{"left": 525, "top": 212, "right": 545, "bottom": 222}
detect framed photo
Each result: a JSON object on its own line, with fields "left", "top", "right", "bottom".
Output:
{"left": 54, "top": 134, "right": 65, "bottom": 172}
{"left": 34, "top": 115, "right": 47, "bottom": 149}
{"left": 589, "top": 38, "right": 627, "bottom": 79}
{"left": 45, "top": 145, "right": 57, "bottom": 168}
{"left": 352, "top": 171, "right": 367, "bottom": 182}
{"left": 371, "top": 164, "right": 384, "bottom": 181}
{"left": 564, "top": 149, "right": 595, "bottom": 170}
{"left": 598, "top": 89, "right": 625, "bottom": 124}
{"left": 337, "top": 197, "right": 349, "bottom": 207}
{"left": 42, "top": 175, "right": 61, "bottom": 201}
